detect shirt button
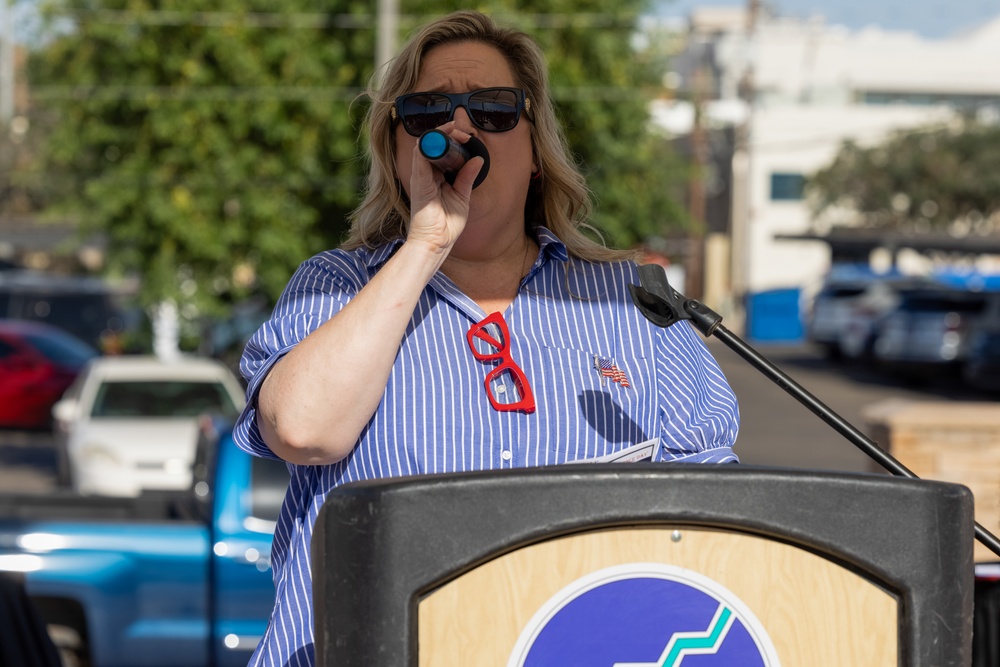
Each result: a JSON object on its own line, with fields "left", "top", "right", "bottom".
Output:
{"left": 501, "top": 450, "right": 512, "bottom": 461}
{"left": 496, "top": 385, "right": 507, "bottom": 394}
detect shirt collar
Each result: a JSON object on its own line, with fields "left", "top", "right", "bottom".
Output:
{"left": 535, "top": 226, "right": 569, "bottom": 262}
{"left": 366, "top": 238, "right": 405, "bottom": 269}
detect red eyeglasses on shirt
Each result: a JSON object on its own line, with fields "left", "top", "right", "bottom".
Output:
{"left": 466, "top": 312, "right": 536, "bottom": 413}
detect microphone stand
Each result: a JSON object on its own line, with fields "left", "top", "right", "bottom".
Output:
{"left": 629, "top": 263, "right": 1000, "bottom": 559}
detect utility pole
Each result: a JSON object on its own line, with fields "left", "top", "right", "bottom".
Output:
{"left": 686, "top": 57, "right": 709, "bottom": 301}
{"left": 729, "top": 0, "right": 760, "bottom": 333}
{"left": 375, "top": 0, "right": 399, "bottom": 83}
{"left": 0, "top": 0, "right": 14, "bottom": 125}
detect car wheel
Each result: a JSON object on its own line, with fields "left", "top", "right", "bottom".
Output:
{"left": 819, "top": 342, "right": 842, "bottom": 360}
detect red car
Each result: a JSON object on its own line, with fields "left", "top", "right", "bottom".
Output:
{"left": 0, "top": 320, "right": 99, "bottom": 430}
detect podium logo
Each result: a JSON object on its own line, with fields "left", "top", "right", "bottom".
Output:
{"left": 508, "top": 563, "right": 780, "bottom": 667}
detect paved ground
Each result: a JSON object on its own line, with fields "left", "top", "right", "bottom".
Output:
{"left": 707, "top": 338, "right": 997, "bottom": 474}
{"left": 0, "top": 429, "right": 57, "bottom": 494}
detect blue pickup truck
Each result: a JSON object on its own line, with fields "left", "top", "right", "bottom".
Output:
{"left": 0, "top": 418, "right": 287, "bottom": 667}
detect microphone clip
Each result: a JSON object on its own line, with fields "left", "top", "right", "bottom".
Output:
{"left": 628, "top": 264, "right": 722, "bottom": 337}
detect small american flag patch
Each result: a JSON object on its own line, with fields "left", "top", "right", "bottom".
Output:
{"left": 594, "top": 355, "right": 630, "bottom": 388}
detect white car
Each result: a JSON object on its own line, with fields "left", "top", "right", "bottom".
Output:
{"left": 51, "top": 355, "right": 246, "bottom": 496}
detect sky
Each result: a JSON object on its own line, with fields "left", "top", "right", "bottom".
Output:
{"left": 652, "top": 0, "right": 1000, "bottom": 39}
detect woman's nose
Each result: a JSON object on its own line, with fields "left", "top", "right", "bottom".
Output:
{"left": 451, "top": 106, "right": 477, "bottom": 134}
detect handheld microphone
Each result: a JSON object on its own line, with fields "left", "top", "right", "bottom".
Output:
{"left": 418, "top": 129, "right": 491, "bottom": 189}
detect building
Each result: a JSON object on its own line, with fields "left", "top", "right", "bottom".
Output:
{"left": 658, "top": 8, "right": 1000, "bottom": 331}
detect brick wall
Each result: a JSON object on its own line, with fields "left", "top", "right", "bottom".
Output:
{"left": 865, "top": 399, "right": 1000, "bottom": 563}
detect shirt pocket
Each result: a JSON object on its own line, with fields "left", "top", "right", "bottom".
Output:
{"left": 527, "top": 343, "right": 655, "bottom": 462}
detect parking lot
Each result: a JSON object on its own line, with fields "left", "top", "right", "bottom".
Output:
{"left": 712, "top": 339, "right": 999, "bottom": 474}
{"left": 0, "top": 429, "right": 58, "bottom": 493}
{"left": 2, "top": 339, "right": 996, "bottom": 495}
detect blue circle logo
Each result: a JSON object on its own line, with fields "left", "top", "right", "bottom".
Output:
{"left": 508, "top": 563, "right": 780, "bottom": 667}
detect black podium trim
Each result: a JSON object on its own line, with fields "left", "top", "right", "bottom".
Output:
{"left": 313, "top": 464, "right": 974, "bottom": 666}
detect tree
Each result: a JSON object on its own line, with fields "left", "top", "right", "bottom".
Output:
{"left": 807, "top": 119, "right": 1000, "bottom": 234}
{"left": 0, "top": 115, "right": 46, "bottom": 219}
{"left": 25, "top": 0, "right": 690, "bottom": 346}
{"left": 28, "top": 0, "right": 375, "bottom": 330}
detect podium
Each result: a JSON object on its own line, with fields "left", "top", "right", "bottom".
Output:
{"left": 312, "top": 464, "right": 974, "bottom": 666}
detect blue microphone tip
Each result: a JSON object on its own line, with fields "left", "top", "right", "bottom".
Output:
{"left": 418, "top": 130, "right": 449, "bottom": 160}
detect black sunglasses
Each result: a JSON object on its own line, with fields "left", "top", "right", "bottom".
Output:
{"left": 391, "top": 87, "right": 532, "bottom": 136}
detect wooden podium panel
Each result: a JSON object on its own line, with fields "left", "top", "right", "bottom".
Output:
{"left": 418, "top": 526, "right": 896, "bottom": 666}
{"left": 313, "top": 465, "right": 974, "bottom": 666}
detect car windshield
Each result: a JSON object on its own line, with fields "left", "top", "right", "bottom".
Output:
{"left": 91, "top": 381, "right": 239, "bottom": 418}
{"left": 902, "top": 295, "right": 987, "bottom": 314}
{"left": 820, "top": 286, "right": 867, "bottom": 299}
{"left": 23, "top": 331, "right": 98, "bottom": 366}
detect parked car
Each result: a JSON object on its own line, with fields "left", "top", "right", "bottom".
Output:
{"left": 962, "top": 296, "right": 1000, "bottom": 391}
{"left": 51, "top": 355, "right": 246, "bottom": 495}
{"left": 873, "top": 289, "right": 995, "bottom": 375}
{"left": 0, "top": 270, "right": 139, "bottom": 353}
{"left": 0, "top": 417, "right": 287, "bottom": 667}
{"left": 807, "top": 278, "right": 868, "bottom": 357}
{"left": 836, "top": 279, "right": 954, "bottom": 361}
{"left": 0, "top": 320, "right": 99, "bottom": 430}
{"left": 807, "top": 273, "right": 942, "bottom": 359}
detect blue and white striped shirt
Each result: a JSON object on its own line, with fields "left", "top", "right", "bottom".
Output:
{"left": 233, "top": 227, "right": 740, "bottom": 666}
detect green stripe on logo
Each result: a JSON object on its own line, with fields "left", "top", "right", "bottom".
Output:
{"left": 661, "top": 606, "right": 733, "bottom": 666}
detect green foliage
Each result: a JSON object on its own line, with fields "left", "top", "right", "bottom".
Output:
{"left": 29, "top": 0, "right": 374, "bottom": 318}
{"left": 0, "top": 113, "right": 49, "bottom": 218}
{"left": 27, "top": 0, "right": 689, "bottom": 328}
{"left": 807, "top": 120, "right": 1000, "bottom": 233}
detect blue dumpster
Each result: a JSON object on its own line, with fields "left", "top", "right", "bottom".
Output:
{"left": 746, "top": 288, "right": 804, "bottom": 343}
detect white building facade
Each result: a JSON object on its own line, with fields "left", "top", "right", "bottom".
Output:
{"left": 658, "top": 10, "right": 1000, "bottom": 326}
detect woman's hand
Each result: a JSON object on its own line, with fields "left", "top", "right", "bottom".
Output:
{"left": 257, "top": 125, "right": 489, "bottom": 465}
{"left": 256, "top": 124, "right": 485, "bottom": 465}
{"left": 405, "top": 122, "right": 485, "bottom": 255}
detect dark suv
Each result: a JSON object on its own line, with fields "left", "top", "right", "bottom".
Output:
{"left": 0, "top": 271, "right": 138, "bottom": 353}
{"left": 806, "top": 273, "right": 942, "bottom": 359}
{"left": 962, "top": 294, "right": 1000, "bottom": 391}
{"left": 873, "top": 289, "right": 994, "bottom": 374}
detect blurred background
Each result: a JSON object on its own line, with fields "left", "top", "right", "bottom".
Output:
{"left": 0, "top": 0, "right": 997, "bottom": 479}
{"left": 1, "top": 1, "right": 1000, "bottom": 665}
{"left": 1, "top": 0, "right": 998, "bottom": 362}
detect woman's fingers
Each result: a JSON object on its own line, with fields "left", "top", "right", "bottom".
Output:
{"left": 407, "top": 126, "right": 484, "bottom": 249}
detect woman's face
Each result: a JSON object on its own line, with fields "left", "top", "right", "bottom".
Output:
{"left": 394, "top": 41, "right": 537, "bottom": 242}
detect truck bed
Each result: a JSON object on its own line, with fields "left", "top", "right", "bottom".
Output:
{"left": 0, "top": 489, "right": 204, "bottom": 523}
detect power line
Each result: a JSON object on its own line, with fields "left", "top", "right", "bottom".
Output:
{"left": 26, "top": 84, "right": 666, "bottom": 102}
{"left": 29, "top": 85, "right": 364, "bottom": 102}
{"left": 47, "top": 9, "right": 645, "bottom": 30}
{"left": 748, "top": 119, "right": 966, "bottom": 153}
{"left": 57, "top": 10, "right": 375, "bottom": 29}
{"left": 2, "top": 167, "right": 365, "bottom": 189}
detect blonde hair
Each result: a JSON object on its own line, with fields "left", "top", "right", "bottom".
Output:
{"left": 344, "top": 10, "right": 634, "bottom": 263}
